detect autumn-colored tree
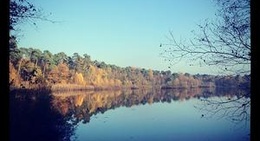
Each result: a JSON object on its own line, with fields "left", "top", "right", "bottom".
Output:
{"left": 73, "top": 72, "right": 85, "bottom": 85}
{"left": 114, "top": 79, "right": 122, "bottom": 87}
{"left": 9, "top": 46, "right": 250, "bottom": 90}
{"left": 148, "top": 69, "right": 154, "bottom": 81}
{"left": 47, "top": 63, "right": 70, "bottom": 84}
{"left": 9, "top": 62, "right": 21, "bottom": 87}
{"left": 47, "top": 65, "right": 59, "bottom": 84}
{"left": 172, "top": 78, "right": 180, "bottom": 88}
{"left": 58, "top": 63, "right": 70, "bottom": 84}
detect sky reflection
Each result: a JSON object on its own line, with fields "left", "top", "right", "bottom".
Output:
{"left": 10, "top": 88, "right": 250, "bottom": 141}
{"left": 60, "top": 88, "right": 250, "bottom": 141}
{"left": 75, "top": 98, "right": 249, "bottom": 141}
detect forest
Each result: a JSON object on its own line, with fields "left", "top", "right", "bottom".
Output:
{"left": 9, "top": 36, "right": 250, "bottom": 91}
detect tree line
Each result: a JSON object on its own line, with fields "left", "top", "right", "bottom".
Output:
{"left": 9, "top": 37, "right": 250, "bottom": 90}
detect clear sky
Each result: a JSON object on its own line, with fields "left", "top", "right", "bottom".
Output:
{"left": 16, "top": 0, "right": 219, "bottom": 75}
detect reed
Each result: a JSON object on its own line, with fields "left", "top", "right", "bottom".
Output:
{"left": 51, "top": 84, "right": 95, "bottom": 92}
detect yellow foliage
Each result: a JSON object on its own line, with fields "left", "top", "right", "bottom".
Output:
{"left": 58, "top": 63, "right": 69, "bottom": 79}
{"left": 74, "top": 95, "right": 85, "bottom": 107}
{"left": 172, "top": 78, "right": 180, "bottom": 86}
{"left": 74, "top": 72, "right": 85, "bottom": 85}
{"left": 48, "top": 63, "right": 70, "bottom": 84}
{"left": 114, "top": 79, "right": 122, "bottom": 86}
{"left": 148, "top": 69, "right": 154, "bottom": 80}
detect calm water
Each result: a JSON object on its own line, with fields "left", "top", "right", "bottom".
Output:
{"left": 10, "top": 88, "right": 250, "bottom": 141}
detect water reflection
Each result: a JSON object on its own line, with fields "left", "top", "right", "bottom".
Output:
{"left": 10, "top": 89, "right": 77, "bottom": 141}
{"left": 51, "top": 88, "right": 203, "bottom": 124}
{"left": 10, "top": 88, "right": 250, "bottom": 141}
{"left": 195, "top": 88, "right": 250, "bottom": 129}
{"left": 51, "top": 88, "right": 250, "bottom": 125}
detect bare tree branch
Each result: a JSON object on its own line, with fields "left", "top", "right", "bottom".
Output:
{"left": 160, "top": 0, "right": 250, "bottom": 74}
{"left": 10, "top": 0, "right": 59, "bottom": 31}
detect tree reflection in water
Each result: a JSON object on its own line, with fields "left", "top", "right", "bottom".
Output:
{"left": 51, "top": 88, "right": 205, "bottom": 125}
{"left": 10, "top": 89, "right": 77, "bottom": 141}
{"left": 194, "top": 88, "right": 250, "bottom": 129}
{"left": 10, "top": 87, "right": 250, "bottom": 141}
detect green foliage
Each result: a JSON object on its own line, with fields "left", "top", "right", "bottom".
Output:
{"left": 9, "top": 46, "right": 250, "bottom": 90}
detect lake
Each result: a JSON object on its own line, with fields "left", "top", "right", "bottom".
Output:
{"left": 10, "top": 88, "right": 250, "bottom": 141}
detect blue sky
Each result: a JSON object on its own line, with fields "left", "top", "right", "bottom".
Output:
{"left": 16, "top": 0, "right": 218, "bottom": 74}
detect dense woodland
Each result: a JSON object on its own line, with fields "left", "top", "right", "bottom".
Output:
{"left": 9, "top": 37, "right": 250, "bottom": 91}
